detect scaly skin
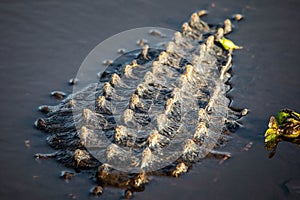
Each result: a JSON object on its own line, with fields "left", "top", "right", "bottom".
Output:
{"left": 34, "top": 11, "right": 246, "bottom": 198}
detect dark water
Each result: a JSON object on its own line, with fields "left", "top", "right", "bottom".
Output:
{"left": 0, "top": 0, "right": 300, "bottom": 199}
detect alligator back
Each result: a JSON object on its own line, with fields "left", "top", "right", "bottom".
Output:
{"left": 35, "top": 11, "right": 245, "bottom": 196}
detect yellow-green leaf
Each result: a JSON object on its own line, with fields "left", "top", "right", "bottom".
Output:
{"left": 219, "top": 37, "right": 242, "bottom": 50}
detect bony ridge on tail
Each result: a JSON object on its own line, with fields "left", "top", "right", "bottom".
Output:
{"left": 34, "top": 10, "right": 247, "bottom": 198}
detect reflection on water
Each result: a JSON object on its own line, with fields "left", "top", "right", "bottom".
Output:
{"left": 0, "top": 0, "right": 300, "bottom": 199}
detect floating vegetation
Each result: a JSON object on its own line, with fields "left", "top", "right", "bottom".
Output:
{"left": 264, "top": 109, "right": 300, "bottom": 158}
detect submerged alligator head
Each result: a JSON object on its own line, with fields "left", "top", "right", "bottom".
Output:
{"left": 34, "top": 10, "right": 246, "bottom": 198}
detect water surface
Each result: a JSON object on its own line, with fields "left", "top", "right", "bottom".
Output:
{"left": 0, "top": 0, "right": 300, "bottom": 199}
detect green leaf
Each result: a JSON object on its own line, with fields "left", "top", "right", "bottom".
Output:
{"left": 276, "top": 110, "right": 290, "bottom": 125}
{"left": 264, "top": 128, "right": 278, "bottom": 143}
{"left": 219, "top": 37, "right": 242, "bottom": 50}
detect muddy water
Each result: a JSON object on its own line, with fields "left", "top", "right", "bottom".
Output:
{"left": 0, "top": 0, "right": 300, "bottom": 199}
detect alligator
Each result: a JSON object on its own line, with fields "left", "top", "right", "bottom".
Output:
{"left": 34, "top": 10, "right": 247, "bottom": 198}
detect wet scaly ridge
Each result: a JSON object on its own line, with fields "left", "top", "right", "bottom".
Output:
{"left": 35, "top": 11, "right": 246, "bottom": 197}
